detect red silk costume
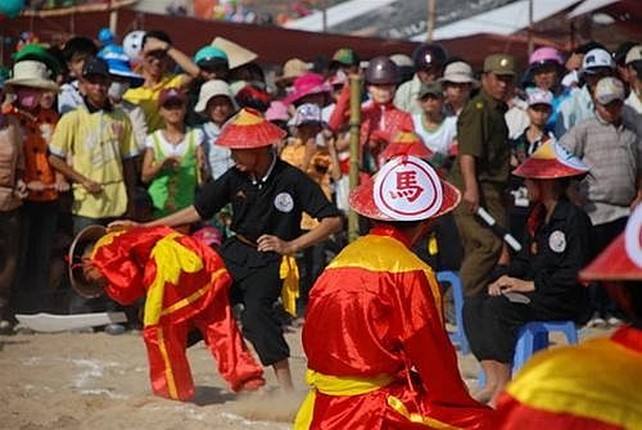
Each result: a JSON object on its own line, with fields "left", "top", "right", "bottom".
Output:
{"left": 91, "top": 226, "right": 264, "bottom": 401}
{"left": 494, "top": 325, "right": 642, "bottom": 429}
{"left": 328, "top": 85, "right": 413, "bottom": 170}
{"left": 296, "top": 226, "right": 492, "bottom": 429}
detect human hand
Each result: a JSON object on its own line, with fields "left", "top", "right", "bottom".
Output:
{"left": 14, "top": 179, "right": 28, "bottom": 199}
{"left": 257, "top": 234, "right": 294, "bottom": 255}
{"left": 107, "top": 219, "right": 140, "bottom": 233}
{"left": 143, "top": 37, "right": 170, "bottom": 54}
{"left": 463, "top": 185, "right": 479, "bottom": 214}
{"left": 82, "top": 179, "right": 103, "bottom": 194}
{"left": 163, "top": 156, "right": 181, "bottom": 170}
{"left": 26, "top": 180, "right": 48, "bottom": 192}
{"left": 54, "top": 177, "right": 70, "bottom": 192}
{"left": 488, "top": 276, "right": 508, "bottom": 296}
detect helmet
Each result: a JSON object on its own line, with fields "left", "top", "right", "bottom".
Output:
{"left": 529, "top": 46, "right": 563, "bottom": 66}
{"left": 412, "top": 43, "right": 448, "bottom": 71}
{"left": 365, "top": 56, "right": 400, "bottom": 85}
{"left": 123, "top": 30, "right": 145, "bottom": 62}
{"left": 193, "top": 46, "right": 228, "bottom": 67}
{"left": 581, "top": 48, "right": 615, "bottom": 73}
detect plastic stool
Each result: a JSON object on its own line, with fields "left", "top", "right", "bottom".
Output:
{"left": 478, "top": 320, "right": 578, "bottom": 387}
{"left": 437, "top": 271, "right": 469, "bottom": 354}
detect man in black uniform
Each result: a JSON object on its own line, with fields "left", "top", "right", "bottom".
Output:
{"left": 112, "top": 108, "right": 342, "bottom": 390}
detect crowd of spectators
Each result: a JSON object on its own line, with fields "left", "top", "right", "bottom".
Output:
{"left": 1, "top": 25, "right": 641, "bottom": 403}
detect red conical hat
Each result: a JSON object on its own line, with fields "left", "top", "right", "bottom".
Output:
{"left": 349, "top": 155, "right": 461, "bottom": 221}
{"left": 580, "top": 205, "right": 642, "bottom": 281}
{"left": 512, "top": 141, "right": 589, "bottom": 179}
{"left": 380, "top": 131, "right": 433, "bottom": 162}
{"left": 216, "top": 108, "right": 287, "bottom": 149}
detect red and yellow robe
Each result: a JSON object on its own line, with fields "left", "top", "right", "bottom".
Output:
{"left": 91, "top": 225, "right": 264, "bottom": 400}
{"left": 495, "top": 326, "right": 642, "bottom": 429}
{"left": 295, "top": 225, "right": 492, "bottom": 429}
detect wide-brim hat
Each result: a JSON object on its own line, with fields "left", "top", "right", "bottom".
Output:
{"left": 380, "top": 131, "right": 433, "bottom": 162}
{"left": 68, "top": 225, "right": 107, "bottom": 298}
{"left": 275, "top": 58, "right": 310, "bottom": 87}
{"left": 439, "top": 61, "right": 479, "bottom": 86}
{"left": 283, "top": 72, "right": 332, "bottom": 106}
{"left": 195, "top": 79, "right": 238, "bottom": 113}
{"left": 12, "top": 43, "right": 63, "bottom": 77}
{"left": 216, "top": 108, "right": 287, "bottom": 149}
{"left": 349, "top": 155, "right": 461, "bottom": 222}
{"left": 512, "top": 141, "right": 589, "bottom": 179}
{"left": 580, "top": 205, "right": 642, "bottom": 281}
{"left": 98, "top": 45, "right": 144, "bottom": 87}
{"left": 5, "top": 60, "right": 60, "bottom": 92}
{"left": 210, "top": 37, "right": 258, "bottom": 69}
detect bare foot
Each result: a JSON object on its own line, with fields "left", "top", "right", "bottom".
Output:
{"left": 472, "top": 387, "right": 495, "bottom": 404}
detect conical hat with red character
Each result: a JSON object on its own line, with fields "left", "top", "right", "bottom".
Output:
{"left": 580, "top": 205, "right": 642, "bottom": 281}
{"left": 512, "top": 141, "right": 589, "bottom": 179}
{"left": 380, "top": 131, "right": 433, "bottom": 162}
{"left": 349, "top": 155, "right": 460, "bottom": 221}
{"left": 216, "top": 108, "right": 287, "bottom": 149}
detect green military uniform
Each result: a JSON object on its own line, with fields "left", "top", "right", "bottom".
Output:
{"left": 450, "top": 54, "right": 514, "bottom": 296}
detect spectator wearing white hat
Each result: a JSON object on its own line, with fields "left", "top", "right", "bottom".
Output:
{"left": 560, "top": 76, "right": 641, "bottom": 327}
{"left": 195, "top": 79, "right": 238, "bottom": 181}
{"left": 439, "top": 60, "right": 478, "bottom": 117}
{"left": 624, "top": 45, "right": 642, "bottom": 114}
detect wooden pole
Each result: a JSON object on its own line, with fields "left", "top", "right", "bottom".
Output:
{"left": 427, "top": 0, "right": 436, "bottom": 42}
{"left": 527, "top": 0, "right": 534, "bottom": 55}
{"left": 347, "top": 74, "right": 362, "bottom": 243}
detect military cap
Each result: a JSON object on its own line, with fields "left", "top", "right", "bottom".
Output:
{"left": 483, "top": 54, "right": 515, "bottom": 76}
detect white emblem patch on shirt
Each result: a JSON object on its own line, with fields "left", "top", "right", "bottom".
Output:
{"left": 274, "top": 192, "right": 294, "bottom": 213}
{"left": 548, "top": 230, "right": 566, "bottom": 253}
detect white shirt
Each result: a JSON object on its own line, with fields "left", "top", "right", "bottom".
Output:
{"left": 412, "top": 114, "right": 457, "bottom": 155}
{"left": 145, "top": 128, "right": 203, "bottom": 157}
{"left": 625, "top": 90, "right": 642, "bottom": 114}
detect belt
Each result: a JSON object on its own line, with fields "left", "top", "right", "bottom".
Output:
{"left": 234, "top": 233, "right": 257, "bottom": 248}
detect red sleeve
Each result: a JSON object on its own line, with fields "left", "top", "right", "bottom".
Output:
{"left": 328, "top": 84, "right": 351, "bottom": 133}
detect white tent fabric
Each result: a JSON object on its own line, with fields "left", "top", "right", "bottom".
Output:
{"left": 567, "top": 0, "right": 619, "bottom": 18}
{"left": 284, "top": 0, "right": 398, "bottom": 31}
{"left": 412, "top": 0, "right": 582, "bottom": 41}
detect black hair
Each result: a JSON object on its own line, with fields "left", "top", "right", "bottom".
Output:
{"left": 573, "top": 41, "right": 606, "bottom": 55}
{"left": 614, "top": 41, "right": 638, "bottom": 66}
{"left": 62, "top": 36, "right": 98, "bottom": 62}
{"left": 142, "top": 30, "right": 172, "bottom": 48}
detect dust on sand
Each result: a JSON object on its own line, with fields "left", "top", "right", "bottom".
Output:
{"left": 0, "top": 324, "right": 611, "bottom": 429}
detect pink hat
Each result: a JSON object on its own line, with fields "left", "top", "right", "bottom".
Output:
{"left": 265, "top": 101, "right": 289, "bottom": 122}
{"left": 529, "top": 47, "right": 564, "bottom": 66}
{"left": 283, "top": 72, "right": 332, "bottom": 106}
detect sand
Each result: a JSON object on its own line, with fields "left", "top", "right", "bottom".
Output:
{"left": 0, "top": 324, "right": 610, "bottom": 429}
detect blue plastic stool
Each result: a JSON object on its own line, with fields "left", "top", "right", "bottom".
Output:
{"left": 436, "top": 271, "right": 469, "bottom": 354}
{"left": 478, "top": 320, "right": 578, "bottom": 387}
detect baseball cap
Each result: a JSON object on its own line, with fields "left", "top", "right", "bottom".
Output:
{"left": 581, "top": 48, "right": 615, "bottom": 73}
{"left": 527, "top": 89, "right": 553, "bottom": 107}
{"left": 332, "top": 48, "right": 359, "bottom": 67}
{"left": 417, "top": 81, "right": 443, "bottom": 99}
{"left": 625, "top": 45, "right": 642, "bottom": 66}
{"left": 594, "top": 77, "right": 625, "bottom": 105}
{"left": 193, "top": 45, "right": 228, "bottom": 68}
{"left": 292, "top": 103, "right": 323, "bottom": 126}
{"left": 483, "top": 54, "right": 515, "bottom": 75}
{"left": 158, "top": 87, "right": 187, "bottom": 106}
{"left": 82, "top": 56, "right": 110, "bottom": 78}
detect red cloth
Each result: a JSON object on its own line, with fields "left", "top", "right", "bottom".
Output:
{"left": 92, "top": 226, "right": 264, "bottom": 401}
{"left": 328, "top": 85, "right": 413, "bottom": 171}
{"left": 302, "top": 225, "right": 493, "bottom": 429}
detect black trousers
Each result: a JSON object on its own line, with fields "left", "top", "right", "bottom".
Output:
{"left": 463, "top": 294, "right": 571, "bottom": 364}
{"left": 223, "top": 240, "right": 290, "bottom": 366}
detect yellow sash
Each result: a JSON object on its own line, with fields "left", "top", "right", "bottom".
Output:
{"left": 279, "top": 255, "right": 300, "bottom": 317}
{"left": 293, "top": 369, "right": 394, "bottom": 429}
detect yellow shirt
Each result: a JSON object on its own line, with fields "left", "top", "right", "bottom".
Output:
{"left": 49, "top": 105, "right": 139, "bottom": 218}
{"left": 123, "top": 74, "right": 185, "bottom": 132}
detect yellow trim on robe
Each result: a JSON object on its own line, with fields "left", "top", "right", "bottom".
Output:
{"left": 157, "top": 328, "right": 178, "bottom": 399}
{"left": 144, "top": 233, "right": 204, "bottom": 326}
{"left": 506, "top": 337, "right": 642, "bottom": 428}
{"left": 280, "top": 255, "right": 300, "bottom": 317}
{"left": 387, "top": 396, "right": 461, "bottom": 429}
{"left": 90, "top": 231, "right": 125, "bottom": 259}
{"left": 160, "top": 268, "right": 227, "bottom": 317}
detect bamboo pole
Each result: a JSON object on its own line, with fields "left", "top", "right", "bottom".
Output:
{"left": 347, "top": 74, "right": 362, "bottom": 242}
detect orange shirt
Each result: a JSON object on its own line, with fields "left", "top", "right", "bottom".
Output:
{"left": 18, "top": 108, "right": 59, "bottom": 202}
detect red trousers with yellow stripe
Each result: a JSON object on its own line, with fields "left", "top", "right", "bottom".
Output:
{"left": 143, "top": 305, "right": 264, "bottom": 401}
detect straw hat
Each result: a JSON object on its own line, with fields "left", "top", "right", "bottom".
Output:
{"left": 195, "top": 79, "right": 237, "bottom": 113}
{"left": 216, "top": 108, "right": 287, "bottom": 149}
{"left": 349, "top": 155, "right": 461, "bottom": 221}
{"left": 4, "top": 60, "right": 60, "bottom": 92}
{"left": 68, "top": 225, "right": 107, "bottom": 298}
{"left": 512, "top": 141, "right": 589, "bottom": 180}
{"left": 276, "top": 58, "right": 310, "bottom": 87}
{"left": 380, "top": 131, "right": 433, "bottom": 162}
{"left": 210, "top": 37, "right": 258, "bottom": 69}
{"left": 580, "top": 205, "right": 642, "bottom": 281}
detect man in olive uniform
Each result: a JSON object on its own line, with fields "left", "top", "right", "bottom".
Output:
{"left": 450, "top": 54, "right": 514, "bottom": 297}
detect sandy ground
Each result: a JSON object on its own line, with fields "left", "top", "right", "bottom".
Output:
{"left": 0, "top": 323, "right": 611, "bottom": 430}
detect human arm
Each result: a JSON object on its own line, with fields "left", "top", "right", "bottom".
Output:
{"left": 143, "top": 37, "right": 200, "bottom": 86}
{"left": 459, "top": 154, "right": 479, "bottom": 213}
{"left": 257, "top": 215, "right": 341, "bottom": 254}
{"left": 48, "top": 154, "right": 103, "bottom": 194}
{"left": 140, "top": 147, "right": 177, "bottom": 183}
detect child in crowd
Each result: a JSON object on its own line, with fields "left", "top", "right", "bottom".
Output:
{"left": 71, "top": 224, "right": 265, "bottom": 401}
{"left": 142, "top": 87, "right": 206, "bottom": 219}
